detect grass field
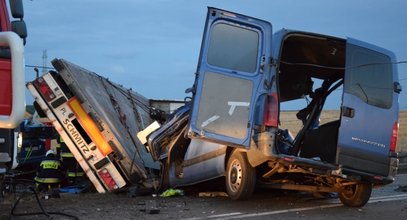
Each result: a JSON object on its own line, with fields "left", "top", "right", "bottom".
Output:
{"left": 280, "top": 110, "right": 407, "bottom": 152}
{"left": 398, "top": 110, "right": 407, "bottom": 152}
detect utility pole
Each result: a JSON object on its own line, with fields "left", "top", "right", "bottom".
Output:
{"left": 42, "top": 50, "right": 47, "bottom": 74}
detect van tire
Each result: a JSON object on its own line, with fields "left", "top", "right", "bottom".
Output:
{"left": 226, "top": 151, "right": 256, "bottom": 200}
{"left": 339, "top": 182, "right": 372, "bottom": 207}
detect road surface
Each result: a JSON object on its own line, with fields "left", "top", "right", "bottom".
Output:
{"left": 1, "top": 174, "right": 407, "bottom": 219}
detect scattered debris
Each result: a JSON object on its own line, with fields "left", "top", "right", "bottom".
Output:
{"left": 198, "top": 192, "right": 228, "bottom": 198}
{"left": 395, "top": 186, "right": 407, "bottom": 192}
{"left": 160, "top": 188, "right": 184, "bottom": 197}
{"left": 148, "top": 208, "right": 160, "bottom": 214}
{"left": 137, "top": 200, "right": 161, "bottom": 214}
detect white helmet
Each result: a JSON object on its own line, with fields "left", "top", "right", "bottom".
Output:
{"left": 46, "top": 149, "right": 56, "bottom": 157}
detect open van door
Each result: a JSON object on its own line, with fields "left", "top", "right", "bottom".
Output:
{"left": 188, "top": 7, "right": 272, "bottom": 147}
{"left": 337, "top": 38, "right": 399, "bottom": 176}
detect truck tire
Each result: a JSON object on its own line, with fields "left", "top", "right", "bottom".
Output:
{"left": 226, "top": 151, "right": 256, "bottom": 200}
{"left": 339, "top": 182, "right": 372, "bottom": 207}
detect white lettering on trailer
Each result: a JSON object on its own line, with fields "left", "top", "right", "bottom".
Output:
{"left": 201, "top": 115, "right": 220, "bottom": 128}
{"left": 227, "top": 101, "right": 250, "bottom": 115}
{"left": 62, "top": 119, "right": 90, "bottom": 154}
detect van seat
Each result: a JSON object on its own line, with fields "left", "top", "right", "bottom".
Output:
{"left": 299, "top": 120, "right": 340, "bottom": 163}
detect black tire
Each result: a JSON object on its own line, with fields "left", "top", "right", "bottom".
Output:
{"left": 339, "top": 182, "right": 372, "bottom": 207}
{"left": 225, "top": 151, "right": 256, "bottom": 200}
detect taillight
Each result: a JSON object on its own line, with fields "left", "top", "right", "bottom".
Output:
{"left": 373, "top": 175, "right": 384, "bottom": 181}
{"left": 264, "top": 92, "right": 279, "bottom": 127}
{"left": 390, "top": 122, "right": 399, "bottom": 152}
{"left": 98, "top": 169, "right": 118, "bottom": 191}
{"left": 283, "top": 157, "right": 295, "bottom": 162}
{"left": 34, "top": 77, "right": 56, "bottom": 101}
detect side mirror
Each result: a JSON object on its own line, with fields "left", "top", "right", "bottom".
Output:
{"left": 185, "top": 86, "right": 195, "bottom": 94}
{"left": 9, "top": 0, "right": 24, "bottom": 19}
{"left": 11, "top": 20, "right": 27, "bottom": 43}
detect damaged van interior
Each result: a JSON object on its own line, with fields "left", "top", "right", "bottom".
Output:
{"left": 276, "top": 32, "right": 346, "bottom": 163}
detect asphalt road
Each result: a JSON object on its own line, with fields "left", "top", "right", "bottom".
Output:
{"left": 180, "top": 174, "right": 407, "bottom": 220}
{"left": 184, "top": 175, "right": 407, "bottom": 220}
{"left": 2, "top": 174, "right": 407, "bottom": 219}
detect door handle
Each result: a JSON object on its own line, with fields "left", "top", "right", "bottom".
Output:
{"left": 342, "top": 106, "right": 355, "bottom": 118}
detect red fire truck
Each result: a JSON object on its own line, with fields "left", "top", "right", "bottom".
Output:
{"left": 0, "top": 0, "right": 27, "bottom": 177}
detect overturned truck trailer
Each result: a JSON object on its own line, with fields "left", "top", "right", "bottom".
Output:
{"left": 27, "top": 59, "right": 160, "bottom": 193}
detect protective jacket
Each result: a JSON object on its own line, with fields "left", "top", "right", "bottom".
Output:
{"left": 58, "top": 136, "right": 84, "bottom": 178}
{"left": 34, "top": 156, "right": 64, "bottom": 184}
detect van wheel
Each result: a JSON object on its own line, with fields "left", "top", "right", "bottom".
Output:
{"left": 226, "top": 151, "right": 256, "bottom": 200}
{"left": 339, "top": 182, "right": 372, "bottom": 207}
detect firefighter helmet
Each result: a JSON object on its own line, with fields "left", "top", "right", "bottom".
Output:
{"left": 46, "top": 149, "right": 56, "bottom": 157}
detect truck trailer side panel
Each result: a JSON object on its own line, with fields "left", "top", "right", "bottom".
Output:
{"left": 27, "top": 59, "right": 159, "bottom": 192}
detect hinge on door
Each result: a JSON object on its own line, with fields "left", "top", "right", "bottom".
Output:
{"left": 270, "top": 58, "right": 278, "bottom": 67}
{"left": 394, "top": 82, "right": 402, "bottom": 94}
{"left": 260, "top": 55, "right": 266, "bottom": 73}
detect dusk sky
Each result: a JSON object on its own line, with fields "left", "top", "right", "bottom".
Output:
{"left": 22, "top": 0, "right": 407, "bottom": 109}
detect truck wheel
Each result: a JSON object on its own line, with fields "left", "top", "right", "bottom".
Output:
{"left": 226, "top": 151, "right": 256, "bottom": 200}
{"left": 339, "top": 182, "right": 372, "bottom": 207}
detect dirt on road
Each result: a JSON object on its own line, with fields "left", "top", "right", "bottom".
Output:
{"left": 0, "top": 179, "right": 230, "bottom": 220}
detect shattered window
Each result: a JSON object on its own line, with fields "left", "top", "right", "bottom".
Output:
{"left": 207, "top": 23, "right": 259, "bottom": 73}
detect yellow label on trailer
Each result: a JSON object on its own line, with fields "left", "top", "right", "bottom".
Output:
{"left": 68, "top": 98, "right": 113, "bottom": 156}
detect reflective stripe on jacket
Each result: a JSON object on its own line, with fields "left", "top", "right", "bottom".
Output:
{"left": 34, "top": 177, "right": 61, "bottom": 183}
{"left": 61, "top": 152, "right": 74, "bottom": 158}
{"left": 39, "top": 160, "right": 61, "bottom": 169}
{"left": 60, "top": 141, "right": 74, "bottom": 158}
{"left": 68, "top": 171, "right": 85, "bottom": 177}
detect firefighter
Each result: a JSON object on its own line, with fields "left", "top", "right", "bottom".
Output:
{"left": 57, "top": 136, "right": 84, "bottom": 185}
{"left": 34, "top": 149, "right": 64, "bottom": 196}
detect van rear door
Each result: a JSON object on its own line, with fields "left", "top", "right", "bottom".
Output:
{"left": 337, "top": 38, "right": 399, "bottom": 176}
{"left": 188, "top": 7, "right": 272, "bottom": 147}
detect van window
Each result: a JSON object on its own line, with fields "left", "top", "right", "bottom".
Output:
{"left": 207, "top": 23, "right": 259, "bottom": 73}
{"left": 345, "top": 44, "right": 393, "bottom": 109}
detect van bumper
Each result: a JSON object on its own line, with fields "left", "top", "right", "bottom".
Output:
{"left": 341, "top": 157, "right": 398, "bottom": 185}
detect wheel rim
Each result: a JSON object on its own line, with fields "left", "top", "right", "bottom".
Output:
{"left": 228, "top": 159, "right": 242, "bottom": 193}
{"left": 342, "top": 184, "right": 357, "bottom": 199}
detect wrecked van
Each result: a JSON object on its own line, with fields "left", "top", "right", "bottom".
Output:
{"left": 140, "top": 7, "right": 401, "bottom": 207}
